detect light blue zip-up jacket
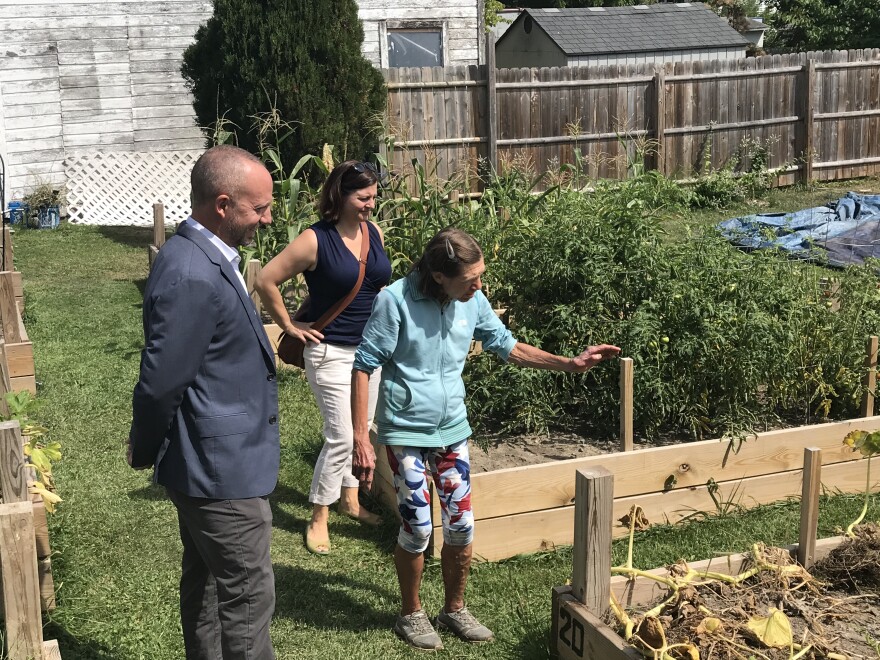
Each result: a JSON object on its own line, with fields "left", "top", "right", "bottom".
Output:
{"left": 353, "top": 272, "right": 518, "bottom": 447}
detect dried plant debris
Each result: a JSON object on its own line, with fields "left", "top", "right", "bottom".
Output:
{"left": 609, "top": 532, "right": 880, "bottom": 659}
{"left": 812, "top": 523, "right": 880, "bottom": 592}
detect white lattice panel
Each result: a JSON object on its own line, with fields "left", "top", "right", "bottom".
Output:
{"left": 64, "top": 151, "right": 201, "bottom": 226}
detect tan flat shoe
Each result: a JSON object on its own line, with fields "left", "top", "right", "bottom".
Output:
{"left": 304, "top": 529, "right": 331, "bottom": 555}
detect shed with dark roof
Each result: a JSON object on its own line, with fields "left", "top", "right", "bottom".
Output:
{"left": 495, "top": 3, "right": 750, "bottom": 68}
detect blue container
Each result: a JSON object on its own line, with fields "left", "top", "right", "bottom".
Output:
{"left": 7, "top": 201, "right": 28, "bottom": 226}
{"left": 37, "top": 206, "right": 60, "bottom": 229}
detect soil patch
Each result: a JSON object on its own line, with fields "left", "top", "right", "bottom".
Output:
{"left": 611, "top": 524, "right": 880, "bottom": 659}
{"left": 468, "top": 431, "right": 616, "bottom": 472}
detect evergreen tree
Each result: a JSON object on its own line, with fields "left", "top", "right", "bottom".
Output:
{"left": 182, "top": 0, "right": 386, "bottom": 167}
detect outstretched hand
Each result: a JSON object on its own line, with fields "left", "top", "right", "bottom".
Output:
{"left": 569, "top": 344, "right": 621, "bottom": 372}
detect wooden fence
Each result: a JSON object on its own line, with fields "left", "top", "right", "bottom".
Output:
{"left": 0, "top": 228, "right": 60, "bottom": 660}
{"left": 382, "top": 48, "right": 880, "bottom": 190}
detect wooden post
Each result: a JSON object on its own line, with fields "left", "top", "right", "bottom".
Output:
{"left": 3, "top": 225, "right": 13, "bottom": 272}
{"left": 0, "top": 501, "right": 44, "bottom": 660}
{"left": 652, "top": 70, "right": 666, "bottom": 175}
{"left": 485, "top": 35, "right": 498, "bottom": 175}
{"left": 619, "top": 358, "right": 633, "bottom": 452}
{"left": 153, "top": 203, "right": 166, "bottom": 249}
{"left": 797, "top": 447, "right": 822, "bottom": 568}
{"left": 571, "top": 467, "right": 613, "bottom": 615}
{"left": 0, "top": 419, "right": 28, "bottom": 504}
{"left": 800, "top": 59, "right": 816, "bottom": 184}
{"left": 245, "top": 259, "right": 263, "bottom": 316}
{"left": 861, "top": 335, "right": 878, "bottom": 417}
{"left": 0, "top": 271, "right": 22, "bottom": 343}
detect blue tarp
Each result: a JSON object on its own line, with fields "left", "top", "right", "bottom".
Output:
{"left": 718, "top": 192, "right": 880, "bottom": 268}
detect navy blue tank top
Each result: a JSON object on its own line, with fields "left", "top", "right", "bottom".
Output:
{"left": 303, "top": 220, "right": 392, "bottom": 346}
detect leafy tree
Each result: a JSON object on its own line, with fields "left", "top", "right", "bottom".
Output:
{"left": 181, "top": 0, "right": 386, "bottom": 167}
{"left": 765, "top": 0, "right": 880, "bottom": 51}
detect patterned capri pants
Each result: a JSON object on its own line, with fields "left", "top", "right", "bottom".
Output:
{"left": 385, "top": 439, "right": 474, "bottom": 554}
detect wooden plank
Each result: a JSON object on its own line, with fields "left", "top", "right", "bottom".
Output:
{"left": 861, "top": 335, "right": 878, "bottom": 417}
{"left": 466, "top": 416, "right": 880, "bottom": 521}
{"left": 556, "top": 595, "right": 641, "bottom": 660}
{"left": 618, "top": 358, "right": 633, "bottom": 452}
{"left": 42, "top": 639, "right": 62, "bottom": 660}
{"left": 38, "top": 557, "right": 55, "bottom": 611}
{"left": 797, "top": 447, "right": 821, "bottom": 568}
{"left": 9, "top": 375, "right": 37, "bottom": 396}
{"left": 0, "top": 271, "right": 23, "bottom": 343}
{"left": 802, "top": 60, "right": 816, "bottom": 182}
{"left": 439, "top": 455, "right": 877, "bottom": 561}
{"left": 32, "top": 500, "right": 50, "bottom": 559}
{"left": 571, "top": 467, "right": 612, "bottom": 614}
{"left": 652, "top": 70, "right": 665, "bottom": 174}
{"left": 0, "top": 501, "right": 43, "bottom": 660}
{"left": 6, "top": 342, "right": 34, "bottom": 379}
{"left": 0, "top": 420, "right": 28, "bottom": 503}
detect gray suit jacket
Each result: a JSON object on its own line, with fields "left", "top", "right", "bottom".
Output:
{"left": 129, "top": 222, "right": 280, "bottom": 499}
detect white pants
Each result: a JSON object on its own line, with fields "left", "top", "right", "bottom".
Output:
{"left": 304, "top": 342, "right": 380, "bottom": 506}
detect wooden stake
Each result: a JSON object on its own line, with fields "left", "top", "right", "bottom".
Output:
{"left": 485, "top": 36, "right": 498, "bottom": 175}
{"left": 245, "top": 259, "right": 263, "bottom": 317}
{"left": 0, "top": 271, "right": 22, "bottom": 343}
{"left": 152, "top": 203, "right": 166, "bottom": 249}
{"left": 861, "top": 335, "right": 878, "bottom": 418}
{"left": 0, "top": 501, "right": 44, "bottom": 660}
{"left": 572, "top": 467, "right": 613, "bottom": 615}
{"left": 797, "top": 447, "right": 822, "bottom": 568}
{"left": 0, "top": 419, "right": 28, "bottom": 504}
{"left": 619, "top": 358, "right": 633, "bottom": 452}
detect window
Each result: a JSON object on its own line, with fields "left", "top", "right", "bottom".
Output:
{"left": 387, "top": 28, "right": 443, "bottom": 67}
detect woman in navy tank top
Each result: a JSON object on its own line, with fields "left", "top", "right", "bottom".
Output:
{"left": 256, "top": 161, "right": 392, "bottom": 555}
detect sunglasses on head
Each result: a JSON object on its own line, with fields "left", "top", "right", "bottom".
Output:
{"left": 352, "top": 161, "right": 379, "bottom": 175}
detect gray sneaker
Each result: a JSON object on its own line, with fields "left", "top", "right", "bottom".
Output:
{"left": 435, "top": 606, "right": 495, "bottom": 643}
{"left": 393, "top": 609, "right": 444, "bottom": 651}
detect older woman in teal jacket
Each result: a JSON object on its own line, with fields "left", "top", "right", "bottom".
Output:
{"left": 351, "top": 227, "right": 619, "bottom": 652}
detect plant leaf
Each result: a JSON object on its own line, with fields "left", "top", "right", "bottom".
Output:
{"left": 29, "top": 482, "right": 62, "bottom": 513}
{"left": 746, "top": 608, "right": 792, "bottom": 648}
{"left": 694, "top": 617, "right": 722, "bottom": 635}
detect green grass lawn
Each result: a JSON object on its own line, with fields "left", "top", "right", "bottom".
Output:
{"left": 14, "top": 222, "right": 879, "bottom": 660}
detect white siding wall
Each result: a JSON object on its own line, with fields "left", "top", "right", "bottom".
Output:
{"left": 0, "top": 0, "right": 212, "bottom": 199}
{"left": 0, "top": 0, "right": 483, "bottom": 202}
{"left": 358, "top": 0, "right": 482, "bottom": 68}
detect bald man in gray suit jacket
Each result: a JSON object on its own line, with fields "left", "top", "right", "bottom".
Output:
{"left": 129, "top": 145, "right": 278, "bottom": 660}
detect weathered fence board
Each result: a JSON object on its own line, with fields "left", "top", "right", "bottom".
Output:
{"left": 383, "top": 48, "right": 880, "bottom": 190}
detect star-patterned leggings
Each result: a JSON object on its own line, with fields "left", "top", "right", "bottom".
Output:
{"left": 385, "top": 439, "right": 474, "bottom": 554}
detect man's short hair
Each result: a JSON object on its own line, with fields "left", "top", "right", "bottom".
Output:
{"left": 191, "top": 145, "right": 264, "bottom": 208}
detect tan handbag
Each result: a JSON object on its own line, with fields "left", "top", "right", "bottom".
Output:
{"left": 276, "top": 222, "right": 370, "bottom": 368}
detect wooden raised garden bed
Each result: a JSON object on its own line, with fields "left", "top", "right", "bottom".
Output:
{"left": 551, "top": 460, "right": 880, "bottom": 660}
